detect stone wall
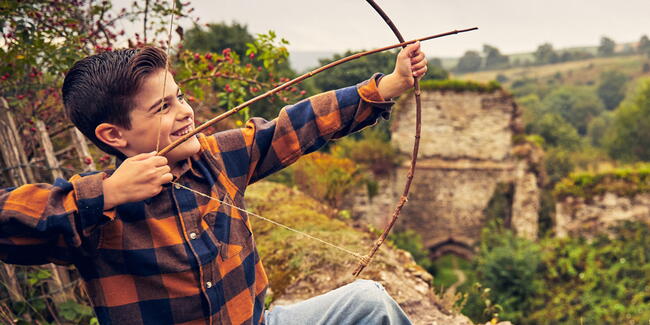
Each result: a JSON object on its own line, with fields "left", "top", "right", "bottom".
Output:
{"left": 349, "top": 89, "right": 542, "bottom": 258}
{"left": 555, "top": 193, "right": 650, "bottom": 238}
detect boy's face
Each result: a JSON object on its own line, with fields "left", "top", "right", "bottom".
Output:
{"left": 118, "top": 69, "right": 201, "bottom": 165}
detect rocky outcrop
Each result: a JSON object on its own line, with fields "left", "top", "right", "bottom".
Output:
{"left": 247, "top": 181, "right": 482, "bottom": 324}
{"left": 349, "top": 89, "right": 543, "bottom": 258}
{"left": 555, "top": 192, "right": 650, "bottom": 238}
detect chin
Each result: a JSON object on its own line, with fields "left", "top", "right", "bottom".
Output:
{"left": 167, "top": 136, "right": 201, "bottom": 164}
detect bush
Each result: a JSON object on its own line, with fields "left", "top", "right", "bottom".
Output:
{"left": 290, "top": 152, "right": 361, "bottom": 209}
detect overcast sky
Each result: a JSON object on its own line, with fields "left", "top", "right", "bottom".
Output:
{"left": 115, "top": 0, "right": 650, "bottom": 58}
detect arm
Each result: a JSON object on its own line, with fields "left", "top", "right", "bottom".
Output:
{"left": 0, "top": 152, "right": 172, "bottom": 265}
{"left": 200, "top": 42, "right": 427, "bottom": 185}
{"left": 0, "top": 172, "right": 111, "bottom": 265}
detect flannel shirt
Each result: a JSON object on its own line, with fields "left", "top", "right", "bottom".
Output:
{"left": 0, "top": 75, "right": 394, "bottom": 325}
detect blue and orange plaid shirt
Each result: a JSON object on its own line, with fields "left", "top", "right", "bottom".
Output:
{"left": 0, "top": 75, "right": 393, "bottom": 324}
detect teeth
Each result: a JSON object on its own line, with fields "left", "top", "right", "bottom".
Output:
{"left": 173, "top": 125, "right": 192, "bottom": 136}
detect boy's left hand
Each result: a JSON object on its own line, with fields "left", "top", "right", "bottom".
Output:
{"left": 377, "top": 41, "right": 428, "bottom": 100}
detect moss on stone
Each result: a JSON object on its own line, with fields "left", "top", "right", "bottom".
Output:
{"left": 553, "top": 164, "right": 650, "bottom": 199}
{"left": 418, "top": 79, "right": 502, "bottom": 93}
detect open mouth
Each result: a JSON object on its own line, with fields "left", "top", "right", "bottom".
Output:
{"left": 171, "top": 124, "right": 193, "bottom": 137}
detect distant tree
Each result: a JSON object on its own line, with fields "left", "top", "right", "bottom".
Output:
{"left": 429, "top": 58, "right": 443, "bottom": 68}
{"left": 598, "top": 36, "right": 616, "bottom": 57}
{"left": 541, "top": 86, "right": 605, "bottom": 135}
{"left": 312, "top": 50, "right": 396, "bottom": 91}
{"left": 483, "top": 44, "right": 509, "bottom": 70}
{"left": 604, "top": 78, "right": 650, "bottom": 161}
{"left": 534, "top": 43, "right": 559, "bottom": 65}
{"left": 455, "top": 50, "right": 482, "bottom": 73}
{"left": 638, "top": 35, "right": 650, "bottom": 57}
{"left": 527, "top": 113, "right": 582, "bottom": 150}
{"left": 587, "top": 113, "right": 613, "bottom": 147}
{"left": 185, "top": 22, "right": 255, "bottom": 55}
{"left": 597, "top": 70, "right": 629, "bottom": 110}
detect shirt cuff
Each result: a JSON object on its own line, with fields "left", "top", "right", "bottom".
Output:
{"left": 71, "top": 172, "right": 116, "bottom": 230}
{"left": 357, "top": 73, "right": 394, "bottom": 119}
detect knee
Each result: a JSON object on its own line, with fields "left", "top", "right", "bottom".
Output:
{"left": 350, "top": 280, "right": 389, "bottom": 309}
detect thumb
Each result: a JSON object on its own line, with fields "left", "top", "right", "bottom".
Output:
{"left": 404, "top": 41, "right": 421, "bottom": 57}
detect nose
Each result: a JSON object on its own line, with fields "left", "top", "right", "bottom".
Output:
{"left": 175, "top": 102, "right": 193, "bottom": 122}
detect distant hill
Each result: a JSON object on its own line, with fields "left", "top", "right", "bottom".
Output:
{"left": 456, "top": 54, "right": 649, "bottom": 87}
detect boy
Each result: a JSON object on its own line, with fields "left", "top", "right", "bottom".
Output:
{"left": 0, "top": 42, "right": 427, "bottom": 324}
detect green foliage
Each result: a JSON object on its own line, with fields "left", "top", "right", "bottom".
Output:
{"left": 540, "top": 86, "right": 605, "bottom": 135}
{"left": 586, "top": 112, "right": 613, "bottom": 147}
{"left": 287, "top": 152, "right": 362, "bottom": 209}
{"left": 553, "top": 163, "right": 650, "bottom": 199}
{"left": 419, "top": 79, "right": 501, "bottom": 93}
{"left": 598, "top": 36, "right": 616, "bottom": 57}
{"left": 526, "top": 113, "right": 582, "bottom": 150}
{"left": 638, "top": 35, "right": 650, "bottom": 57}
{"left": 534, "top": 43, "right": 559, "bottom": 65}
{"left": 389, "top": 230, "right": 433, "bottom": 271}
{"left": 330, "top": 126, "right": 401, "bottom": 176}
{"left": 528, "top": 222, "right": 650, "bottom": 324}
{"left": 184, "top": 22, "right": 255, "bottom": 55}
{"left": 483, "top": 44, "right": 509, "bottom": 70}
{"left": 604, "top": 78, "right": 650, "bottom": 161}
{"left": 472, "top": 222, "right": 542, "bottom": 323}
{"left": 455, "top": 50, "right": 482, "bottom": 73}
{"left": 597, "top": 70, "right": 629, "bottom": 110}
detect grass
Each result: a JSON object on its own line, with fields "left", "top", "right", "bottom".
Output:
{"left": 455, "top": 54, "right": 650, "bottom": 87}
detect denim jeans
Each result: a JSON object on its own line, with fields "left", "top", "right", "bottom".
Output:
{"left": 265, "top": 279, "right": 412, "bottom": 325}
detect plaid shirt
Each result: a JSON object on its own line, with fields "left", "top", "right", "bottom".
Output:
{"left": 0, "top": 75, "right": 393, "bottom": 325}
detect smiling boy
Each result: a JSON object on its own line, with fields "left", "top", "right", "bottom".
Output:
{"left": 0, "top": 43, "right": 427, "bottom": 324}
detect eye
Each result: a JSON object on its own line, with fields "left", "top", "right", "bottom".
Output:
{"left": 158, "top": 102, "right": 170, "bottom": 113}
{"left": 177, "top": 93, "right": 186, "bottom": 102}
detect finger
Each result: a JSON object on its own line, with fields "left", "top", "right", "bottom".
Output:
{"left": 411, "top": 60, "right": 428, "bottom": 72}
{"left": 410, "top": 52, "right": 426, "bottom": 65}
{"left": 160, "top": 173, "right": 174, "bottom": 184}
{"left": 155, "top": 165, "right": 171, "bottom": 175}
{"left": 149, "top": 155, "right": 169, "bottom": 167}
{"left": 405, "top": 41, "right": 421, "bottom": 57}
{"left": 413, "top": 66, "right": 428, "bottom": 77}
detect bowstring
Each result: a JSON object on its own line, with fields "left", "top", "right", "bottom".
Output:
{"left": 155, "top": 0, "right": 176, "bottom": 152}
{"left": 171, "top": 181, "right": 366, "bottom": 261}
{"left": 155, "top": 1, "right": 365, "bottom": 262}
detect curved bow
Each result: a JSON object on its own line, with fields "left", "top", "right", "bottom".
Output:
{"left": 351, "top": 0, "right": 423, "bottom": 277}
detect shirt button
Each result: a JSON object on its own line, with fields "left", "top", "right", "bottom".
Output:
{"left": 174, "top": 183, "right": 181, "bottom": 189}
{"left": 189, "top": 232, "right": 197, "bottom": 240}
{"left": 206, "top": 281, "right": 213, "bottom": 289}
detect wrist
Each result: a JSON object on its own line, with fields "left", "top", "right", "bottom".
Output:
{"left": 102, "top": 177, "right": 120, "bottom": 211}
{"left": 377, "top": 73, "right": 408, "bottom": 100}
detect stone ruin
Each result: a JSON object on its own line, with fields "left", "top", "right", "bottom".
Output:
{"left": 349, "top": 88, "right": 543, "bottom": 259}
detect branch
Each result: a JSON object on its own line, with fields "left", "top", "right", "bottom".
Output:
{"left": 158, "top": 28, "right": 477, "bottom": 156}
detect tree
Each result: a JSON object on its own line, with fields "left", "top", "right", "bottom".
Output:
{"left": 534, "top": 43, "right": 558, "bottom": 65}
{"left": 598, "top": 36, "right": 616, "bottom": 57}
{"left": 541, "top": 86, "right": 605, "bottom": 135}
{"left": 527, "top": 113, "right": 582, "bottom": 150}
{"left": 185, "top": 22, "right": 254, "bottom": 56}
{"left": 638, "top": 35, "right": 650, "bottom": 57}
{"left": 455, "top": 50, "right": 482, "bottom": 73}
{"left": 483, "top": 44, "right": 509, "bottom": 70}
{"left": 427, "top": 58, "right": 450, "bottom": 80}
{"left": 597, "top": 70, "right": 629, "bottom": 110}
{"left": 604, "top": 78, "right": 650, "bottom": 161}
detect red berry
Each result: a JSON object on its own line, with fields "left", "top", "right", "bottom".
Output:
{"left": 249, "top": 53, "right": 255, "bottom": 59}
{"left": 83, "top": 157, "right": 93, "bottom": 165}
{"left": 205, "top": 53, "right": 212, "bottom": 60}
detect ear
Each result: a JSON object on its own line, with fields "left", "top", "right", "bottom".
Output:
{"left": 95, "top": 123, "right": 127, "bottom": 150}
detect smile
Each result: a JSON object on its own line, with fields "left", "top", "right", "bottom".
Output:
{"left": 171, "top": 124, "right": 193, "bottom": 136}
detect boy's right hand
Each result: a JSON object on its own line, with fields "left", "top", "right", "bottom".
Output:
{"left": 102, "top": 152, "right": 173, "bottom": 210}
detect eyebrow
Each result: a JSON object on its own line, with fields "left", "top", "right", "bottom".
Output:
{"left": 147, "top": 86, "right": 181, "bottom": 112}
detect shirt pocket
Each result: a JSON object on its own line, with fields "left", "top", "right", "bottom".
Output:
{"left": 202, "top": 194, "right": 253, "bottom": 259}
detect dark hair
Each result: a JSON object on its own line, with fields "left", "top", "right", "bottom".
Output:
{"left": 62, "top": 47, "right": 167, "bottom": 157}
